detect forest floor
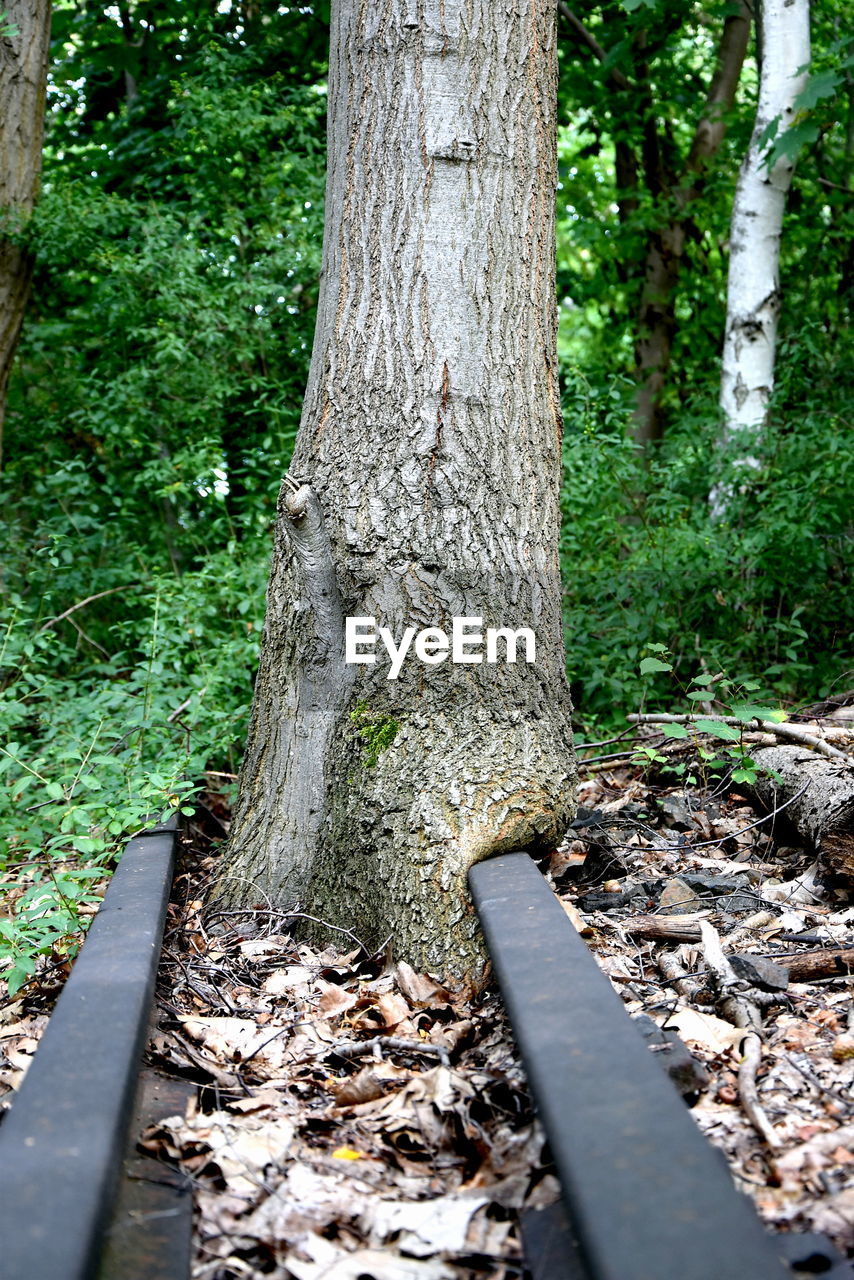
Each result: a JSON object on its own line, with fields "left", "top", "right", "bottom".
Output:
{"left": 2, "top": 729, "right": 854, "bottom": 1278}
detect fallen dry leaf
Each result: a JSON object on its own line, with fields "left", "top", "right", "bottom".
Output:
{"left": 661, "top": 1008, "right": 745, "bottom": 1055}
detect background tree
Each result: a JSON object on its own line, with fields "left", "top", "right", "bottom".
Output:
{"left": 0, "top": 0, "right": 51, "bottom": 466}
{"left": 716, "top": 0, "right": 811, "bottom": 486}
{"left": 213, "top": 0, "right": 577, "bottom": 978}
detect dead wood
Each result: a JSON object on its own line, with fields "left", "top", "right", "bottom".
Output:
{"left": 698, "top": 921, "right": 780, "bottom": 1149}
{"left": 627, "top": 713, "right": 850, "bottom": 761}
{"left": 784, "top": 947, "right": 854, "bottom": 983}
{"left": 743, "top": 746, "right": 854, "bottom": 880}
{"left": 621, "top": 915, "right": 705, "bottom": 942}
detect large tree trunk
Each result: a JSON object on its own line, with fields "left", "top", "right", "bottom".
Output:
{"left": 213, "top": 0, "right": 576, "bottom": 979}
{"left": 715, "top": 0, "right": 810, "bottom": 485}
{"left": 0, "top": 0, "right": 52, "bottom": 470}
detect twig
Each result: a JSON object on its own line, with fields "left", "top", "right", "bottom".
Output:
{"left": 37, "top": 584, "right": 141, "bottom": 634}
{"left": 580, "top": 744, "right": 662, "bottom": 766}
{"left": 557, "top": 3, "right": 630, "bottom": 90}
{"left": 574, "top": 727, "right": 640, "bottom": 751}
{"left": 65, "top": 612, "right": 111, "bottom": 658}
{"left": 164, "top": 1028, "right": 245, "bottom": 1091}
{"left": 657, "top": 950, "right": 704, "bottom": 1001}
{"left": 320, "top": 1035, "right": 451, "bottom": 1068}
{"left": 688, "top": 782, "right": 812, "bottom": 847}
{"left": 698, "top": 921, "right": 780, "bottom": 1149}
{"left": 627, "top": 713, "right": 849, "bottom": 761}
{"left": 205, "top": 906, "right": 371, "bottom": 956}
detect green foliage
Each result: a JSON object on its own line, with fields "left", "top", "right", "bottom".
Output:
{"left": 0, "top": 30, "right": 326, "bottom": 992}
{"left": 0, "top": 7, "right": 18, "bottom": 39}
{"left": 561, "top": 358, "right": 853, "bottom": 733}
{"left": 349, "top": 703, "right": 401, "bottom": 769}
{"left": 627, "top": 649, "right": 791, "bottom": 786}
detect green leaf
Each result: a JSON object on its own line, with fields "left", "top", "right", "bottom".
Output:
{"left": 729, "top": 702, "right": 785, "bottom": 723}
{"left": 639, "top": 657, "right": 672, "bottom": 675}
{"left": 794, "top": 69, "right": 842, "bottom": 112}
{"left": 660, "top": 723, "right": 690, "bottom": 739}
{"left": 70, "top": 835, "right": 103, "bottom": 854}
{"left": 694, "top": 719, "right": 742, "bottom": 742}
{"left": 764, "top": 119, "right": 820, "bottom": 169}
{"left": 46, "top": 780, "right": 65, "bottom": 800}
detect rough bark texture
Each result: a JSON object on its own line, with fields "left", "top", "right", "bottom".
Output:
{"left": 745, "top": 745, "right": 854, "bottom": 881}
{"left": 214, "top": 0, "right": 576, "bottom": 978}
{"left": 717, "top": 0, "right": 810, "bottom": 465}
{"left": 631, "top": 3, "right": 751, "bottom": 446}
{"left": 783, "top": 948, "right": 854, "bottom": 983}
{"left": 0, "top": 0, "right": 51, "bottom": 469}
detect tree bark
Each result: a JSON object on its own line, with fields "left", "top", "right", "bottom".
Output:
{"left": 744, "top": 745, "right": 854, "bottom": 881}
{"left": 715, "top": 0, "right": 811, "bottom": 490}
{"left": 0, "top": 0, "right": 51, "bottom": 470}
{"left": 213, "top": 0, "right": 576, "bottom": 979}
{"left": 631, "top": 3, "right": 751, "bottom": 446}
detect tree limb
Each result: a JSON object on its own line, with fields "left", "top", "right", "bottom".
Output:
{"left": 627, "top": 713, "right": 849, "bottom": 761}
{"left": 37, "top": 583, "right": 141, "bottom": 634}
{"left": 557, "top": 3, "right": 630, "bottom": 90}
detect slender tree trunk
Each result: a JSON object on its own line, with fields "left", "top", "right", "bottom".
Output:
{"left": 631, "top": 3, "right": 751, "bottom": 446}
{"left": 0, "top": 0, "right": 51, "bottom": 471}
{"left": 716, "top": 0, "right": 810, "bottom": 482}
{"left": 213, "top": 0, "right": 576, "bottom": 980}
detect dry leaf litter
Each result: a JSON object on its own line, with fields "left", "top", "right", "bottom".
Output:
{"left": 1, "top": 729, "right": 853, "bottom": 1278}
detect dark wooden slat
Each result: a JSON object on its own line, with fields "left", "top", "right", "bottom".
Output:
{"left": 0, "top": 821, "right": 177, "bottom": 1280}
{"left": 97, "top": 1071, "right": 194, "bottom": 1280}
{"left": 469, "top": 853, "right": 792, "bottom": 1280}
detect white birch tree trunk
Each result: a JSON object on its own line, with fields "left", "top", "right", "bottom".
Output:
{"left": 213, "top": 0, "right": 576, "bottom": 979}
{"left": 716, "top": 0, "right": 810, "bottom": 494}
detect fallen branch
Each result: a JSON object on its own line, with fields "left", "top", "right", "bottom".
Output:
{"left": 318, "top": 1035, "right": 450, "bottom": 1068}
{"left": 657, "top": 949, "right": 704, "bottom": 1002}
{"left": 698, "top": 921, "right": 780, "bottom": 1149}
{"left": 783, "top": 947, "right": 854, "bottom": 983}
{"left": 742, "top": 746, "right": 854, "bottom": 880}
{"left": 627, "top": 713, "right": 849, "bottom": 761}
{"left": 621, "top": 915, "right": 705, "bottom": 942}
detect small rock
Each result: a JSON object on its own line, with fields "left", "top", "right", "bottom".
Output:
{"left": 729, "top": 954, "right": 790, "bottom": 992}
{"left": 577, "top": 883, "right": 651, "bottom": 913}
{"left": 658, "top": 878, "right": 702, "bottom": 915}
{"left": 633, "top": 1014, "right": 710, "bottom": 1102}
{"left": 680, "top": 873, "right": 749, "bottom": 896}
{"left": 657, "top": 793, "right": 695, "bottom": 831}
{"left": 831, "top": 1034, "right": 854, "bottom": 1062}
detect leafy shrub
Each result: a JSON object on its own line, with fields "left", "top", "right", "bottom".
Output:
{"left": 561, "top": 359, "right": 853, "bottom": 733}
